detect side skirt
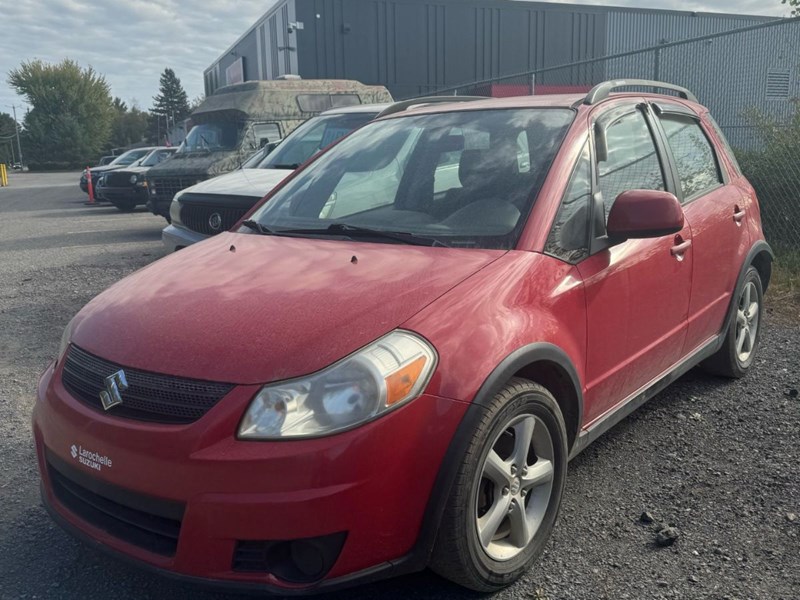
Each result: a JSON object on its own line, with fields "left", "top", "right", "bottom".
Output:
{"left": 568, "top": 334, "right": 722, "bottom": 460}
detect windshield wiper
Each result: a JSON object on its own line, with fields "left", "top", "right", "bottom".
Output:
{"left": 241, "top": 219, "right": 273, "bottom": 235}
{"left": 270, "top": 163, "right": 301, "bottom": 170}
{"left": 276, "top": 223, "right": 449, "bottom": 247}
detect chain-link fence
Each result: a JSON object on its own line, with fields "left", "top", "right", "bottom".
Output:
{"left": 414, "top": 17, "right": 800, "bottom": 252}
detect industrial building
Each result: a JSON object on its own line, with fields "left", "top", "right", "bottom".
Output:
{"left": 204, "top": 0, "right": 772, "bottom": 97}
{"left": 204, "top": 0, "right": 800, "bottom": 147}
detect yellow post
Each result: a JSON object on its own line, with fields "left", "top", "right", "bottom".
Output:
{"left": 0, "top": 164, "right": 7, "bottom": 187}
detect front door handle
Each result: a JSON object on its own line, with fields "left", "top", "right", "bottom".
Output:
{"left": 733, "top": 205, "right": 746, "bottom": 224}
{"left": 670, "top": 236, "right": 692, "bottom": 260}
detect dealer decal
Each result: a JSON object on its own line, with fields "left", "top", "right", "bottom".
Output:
{"left": 70, "top": 443, "right": 112, "bottom": 472}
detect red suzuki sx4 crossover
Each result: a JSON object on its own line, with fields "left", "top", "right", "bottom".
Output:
{"left": 33, "top": 80, "right": 772, "bottom": 593}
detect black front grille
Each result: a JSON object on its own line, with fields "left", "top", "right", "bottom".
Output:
{"left": 181, "top": 204, "right": 251, "bottom": 235}
{"left": 61, "top": 345, "right": 234, "bottom": 424}
{"left": 105, "top": 171, "right": 134, "bottom": 187}
{"left": 151, "top": 176, "right": 202, "bottom": 202}
{"left": 47, "top": 451, "right": 184, "bottom": 557}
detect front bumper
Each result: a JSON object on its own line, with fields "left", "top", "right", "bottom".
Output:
{"left": 147, "top": 196, "right": 172, "bottom": 218}
{"left": 162, "top": 224, "right": 208, "bottom": 252}
{"left": 98, "top": 185, "right": 148, "bottom": 206}
{"left": 32, "top": 359, "right": 468, "bottom": 592}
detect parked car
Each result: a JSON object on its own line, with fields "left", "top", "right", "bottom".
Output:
{"left": 34, "top": 80, "right": 772, "bottom": 594}
{"left": 96, "top": 148, "right": 176, "bottom": 212}
{"left": 145, "top": 78, "right": 393, "bottom": 221}
{"left": 162, "top": 103, "right": 391, "bottom": 250}
{"left": 12, "top": 162, "right": 23, "bottom": 171}
{"left": 80, "top": 147, "right": 156, "bottom": 196}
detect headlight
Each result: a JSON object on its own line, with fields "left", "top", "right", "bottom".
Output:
{"left": 56, "top": 317, "right": 76, "bottom": 363}
{"left": 129, "top": 174, "right": 137, "bottom": 184}
{"left": 170, "top": 194, "right": 183, "bottom": 225}
{"left": 238, "top": 331, "right": 437, "bottom": 439}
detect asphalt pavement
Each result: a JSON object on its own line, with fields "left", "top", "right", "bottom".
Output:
{"left": 0, "top": 172, "right": 797, "bottom": 600}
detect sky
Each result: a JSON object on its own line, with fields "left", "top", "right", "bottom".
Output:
{"left": 0, "top": 0, "right": 790, "bottom": 121}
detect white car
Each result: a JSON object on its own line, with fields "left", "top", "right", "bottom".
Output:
{"left": 162, "top": 104, "right": 390, "bottom": 251}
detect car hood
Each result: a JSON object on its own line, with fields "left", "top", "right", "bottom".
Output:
{"left": 70, "top": 232, "right": 504, "bottom": 384}
{"left": 88, "top": 165, "right": 124, "bottom": 175}
{"left": 180, "top": 168, "right": 291, "bottom": 199}
{"left": 146, "top": 150, "right": 251, "bottom": 178}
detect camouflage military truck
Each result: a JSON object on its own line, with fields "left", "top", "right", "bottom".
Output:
{"left": 146, "top": 78, "right": 393, "bottom": 221}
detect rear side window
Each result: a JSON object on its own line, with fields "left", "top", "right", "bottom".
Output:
{"left": 597, "top": 110, "right": 665, "bottom": 215}
{"left": 297, "top": 94, "right": 362, "bottom": 112}
{"left": 659, "top": 115, "right": 722, "bottom": 200}
{"left": 545, "top": 143, "right": 591, "bottom": 263}
{"left": 253, "top": 123, "right": 282, "bottom": 146}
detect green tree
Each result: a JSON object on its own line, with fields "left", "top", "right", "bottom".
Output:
{"left": 782, "top": 0, "right": 799, "bottom": 15}
{"left": 0, "top": 112, "right": 17, "bottom": 165}
{"left": 7, "top": 59, "right": 113, "bottom": 165}
{"left": 108, "top": 98, "right": 149, "bottom": 150}
{"left": 150, "top": 68, "right": 191, "bottom": 143}
{"left": 112, "top": 97, "right": 128, "bottom": 113}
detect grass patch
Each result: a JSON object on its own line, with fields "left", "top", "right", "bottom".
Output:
{"left": 769, "top": 248, "right": 800, "bottom": 323}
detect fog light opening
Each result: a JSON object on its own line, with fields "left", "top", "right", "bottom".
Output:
{"left": 233, "top": 532, "right": 347, "bottom": 584}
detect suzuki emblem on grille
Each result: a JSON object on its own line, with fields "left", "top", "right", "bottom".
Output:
{"left": 209, "top": 212, "right": 223, "bottom": 231}
{"left": 99, "top": 370, "right": 128, "bottom": 411}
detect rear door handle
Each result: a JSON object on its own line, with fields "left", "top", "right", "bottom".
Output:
{"left": 670, "top": 238, "right": 692, "bottom": 258}
{"left": 733, "top": 205, "right": 746, "bottom": 224}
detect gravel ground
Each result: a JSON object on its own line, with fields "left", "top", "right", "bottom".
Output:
{"left": 0, "top": 172, "right": 798, "bottom": 600}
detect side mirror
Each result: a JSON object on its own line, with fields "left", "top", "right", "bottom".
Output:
{"left": 607, "top": 190, "right": 684, "bottom": 242}
{"left": 264, "top": 140, "right": 281, "bottom": 155}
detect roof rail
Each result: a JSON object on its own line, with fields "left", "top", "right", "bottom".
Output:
{"left": 584, "top": 80, "right": 697, "bottom": 105}
{"left": 377, "top": 96, "right": 487, "bottom": 118}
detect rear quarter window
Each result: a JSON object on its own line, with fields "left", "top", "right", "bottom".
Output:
{"left": 706, "top": 115, "right": 742, "bottom": 176}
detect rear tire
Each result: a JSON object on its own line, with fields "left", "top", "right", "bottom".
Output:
{"left": 430, "top": 378, "right": 568, "bottom": 592}
{"left": 702, "top": 266, "right": 763, "bottom": 378}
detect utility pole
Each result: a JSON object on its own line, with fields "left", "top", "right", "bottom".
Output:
{"left": 11, "top": 105, "right": 23, "bottom": 167}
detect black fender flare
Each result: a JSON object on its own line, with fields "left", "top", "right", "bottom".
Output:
{"left": 720, "top": 240, "right": 773, "bottom": 343}
{"left": 411, "top": 342, "right": 583, "bottom": 566}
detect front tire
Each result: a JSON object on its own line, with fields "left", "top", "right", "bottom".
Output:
{"left": 430, "top": 378, "right": 568, "bottom": 592}
{"left": 702, "top": 266, "right": 763, "bottom": 378}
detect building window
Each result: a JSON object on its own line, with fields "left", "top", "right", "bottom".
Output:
{"left": 766, "top": 70, "right": 791, "bottom": 99}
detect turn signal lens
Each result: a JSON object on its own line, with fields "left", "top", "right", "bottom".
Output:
{"left": 385, "top": 356, "right": 427, "bottom": 406}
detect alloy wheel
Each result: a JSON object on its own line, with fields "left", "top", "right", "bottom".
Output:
{"left": 476, "top": 413, "right": 555, "bottom": 561}
{"left": 735, "top": 280, "right": 759, "bottom": 363}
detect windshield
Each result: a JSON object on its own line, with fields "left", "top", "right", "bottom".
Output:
{"left": 110, "top": 148, "right": 151, "bottom": 166}
{"left": 140, "top": 148, "right": 176, "bottom": 167}
{"left": 247, "top": 108, "right": 574, "bottom": 250}
{"left": 258, "top": 112, "right": 378, "bottom": 170}
{"left": 179, "top": 122, "right": 243, "bottom": 153}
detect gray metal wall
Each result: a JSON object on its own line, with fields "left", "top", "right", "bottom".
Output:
{"left": 293, "top": 0, "right": 610, "bottom": 98}
{"left": 598, "top": 19, "right": 800, "bottom": 148}
{"left": 605, "top": 10, "right": 769, "bottom": 52}
{"left": 204, "top": 0, "right": 776, "bottom": 102}
{"left": 204, "top": 0, "right": 298, "bottom": 96}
